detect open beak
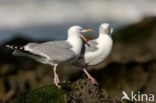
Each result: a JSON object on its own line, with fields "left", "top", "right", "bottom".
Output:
{"left": 81, "top": 29, "right": 94, "bottom": 33}
{"left": 80, "top": 35, "right": 90, "bottom": 46}
{"left": 80, "top": 29, "right": 94, "bottom": 46}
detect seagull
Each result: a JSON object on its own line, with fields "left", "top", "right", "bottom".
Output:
{"left": 6, "top": 26, "right": 93, "bottom": 88}
{"left": 75, "top": 23, "right": 113, "bottom": 84}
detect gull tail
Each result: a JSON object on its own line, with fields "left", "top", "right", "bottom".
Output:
{"left": 6, "top": 45, "right": 47, "bottom": 64}
{"left": 6, "top": 45, "right": 24, "bottom": 51}
{"left": 6, "top": 45, "right": 27, "bottom": 56}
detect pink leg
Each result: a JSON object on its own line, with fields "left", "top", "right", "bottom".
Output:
{"left": 83, "top": 68, "right": 98, "bottom": 85}
{"left": 53, "top": 64, "right": 61, "bottom": 89}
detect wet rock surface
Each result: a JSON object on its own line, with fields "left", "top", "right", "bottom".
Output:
{"left": 13, "top": 79, "right": 119, "bottom": 103}
{"left": 66, "top": 79, "right": 119, "bottom": 103}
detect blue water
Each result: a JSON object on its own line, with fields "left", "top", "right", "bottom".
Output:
{"left": 0, "top": 21, "right": 122, "bottom": 44}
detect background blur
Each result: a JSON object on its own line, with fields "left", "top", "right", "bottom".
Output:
{"left": 0, "top": 0, "right": 156, "bottom": 42}
{"left": 0, "top": 0, "right": 156, "bottom": 102}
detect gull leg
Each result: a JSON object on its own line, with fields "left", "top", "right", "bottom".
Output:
{"left": 53, "top": 64, "right": 61, "bottom": 88}
{"left": 83, "top": 68, "right": 98, "bottom": 85}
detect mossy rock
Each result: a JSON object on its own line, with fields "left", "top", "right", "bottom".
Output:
{"left": 12, "top": 85, "right": 66, "bottom": 103}
{"left": 12, "top": 79, "right": 119, "bottom": 103}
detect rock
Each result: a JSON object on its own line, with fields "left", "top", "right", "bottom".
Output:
{"left": 66, "top": 79, "right": 119, "bottom": 103}
{"left": 0, "top": 79, "right": 5, "bottom": 102}
{"left": 113, "top": 17, "right": 156, "bottom": 44}
{"left": 12, "top": 79, "right": 119, "bottom": 103}
{"left": 12, "top": 85, "right": 65, "bottom": 103}
{"left": 142, "top": 61, "right": 156, "bottom": 102}
{"left": 0, "top": 63, "right": 14, "bottom": 77}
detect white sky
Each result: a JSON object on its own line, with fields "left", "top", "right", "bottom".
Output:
{"left": 0, "top": 0, "right": 155, "bottom": 29}
{"left": 0, "top": 0, "right": 155, "bottom": 42}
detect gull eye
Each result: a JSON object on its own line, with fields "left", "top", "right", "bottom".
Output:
{"left": 79, "top": 28, "right": 83, "bottom": 31}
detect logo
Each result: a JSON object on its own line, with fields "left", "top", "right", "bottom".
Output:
{"left": 121, "top": 91, "right": 155, "bottom": 102}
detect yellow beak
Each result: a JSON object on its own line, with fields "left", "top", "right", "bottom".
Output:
{"left": 80, "top": 28, "right": 94, "bottom": 46}
{"left": 81, "top": 29, "right": 94, "bottom": 33}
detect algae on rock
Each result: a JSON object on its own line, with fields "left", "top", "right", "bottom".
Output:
{"left": 12, "top": 79, "right": 119, "bottom": 103}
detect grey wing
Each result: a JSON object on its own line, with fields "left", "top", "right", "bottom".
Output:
{"left": 77, "top": 40, "right": 98, "bottom": 62}
{"left": 26, "top": 43, "right": 40, "bottom": 49}
{"left": 13, "top": 50, "right": 49, "bottom": 64}
{"left": 25, "top": 41, "right": 76, "bottom": 63}
{"left": 85, "top": 40, "right": 98, "bottom": 53}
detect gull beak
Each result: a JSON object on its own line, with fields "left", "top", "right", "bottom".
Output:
{"left": 80, "top": 35, "right": 90, "bottom": 46}
{"left": 80, "top": 29, "right": 94, "bottom": 46}
{"left": 81, "top": 29, "right": 94, "bottom": 33}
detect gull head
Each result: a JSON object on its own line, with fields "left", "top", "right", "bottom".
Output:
{"left": 68, "top": 26, "right": 93, "bottom": 46}
{"left": 99, "top": 23, "right": 113, "bottom": 35}
{"left": 68, "top": 26, "right": 83, "bottom": 36}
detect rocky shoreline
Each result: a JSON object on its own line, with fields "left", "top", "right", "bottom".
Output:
{"left": 0, "top": 17, "right": 156, "bottom": 102}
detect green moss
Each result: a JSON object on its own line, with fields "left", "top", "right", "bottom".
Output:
{"left": 12, "top": 79, "right": 119, "bottom": 103}
{"left": 12, "top": 85, "right": 66, "bottom": 103}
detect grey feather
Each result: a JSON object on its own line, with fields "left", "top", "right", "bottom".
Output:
{"left": 85, "top": 40, "right": 98, "bottom": 53}
{"left": 13, "top": 50, "right": 51, "bottom": 64}
{"left": 26, "top": 43, "right": 40, "bottom": 49}
{"left": 74, "top": 40, "right": 98, "bottom": 66}
{"left": 80, "top": 40, "right": 98, "bottom": 57}
{"left": 24, "top": 41, "right": 76, "bottom": 63}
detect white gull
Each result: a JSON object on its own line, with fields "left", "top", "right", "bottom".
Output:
{"left": 6, "top": 26, "right": 92, "bottom": 88}
{"left": 75, "top": 23, "right": 113, "bottom": 84}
